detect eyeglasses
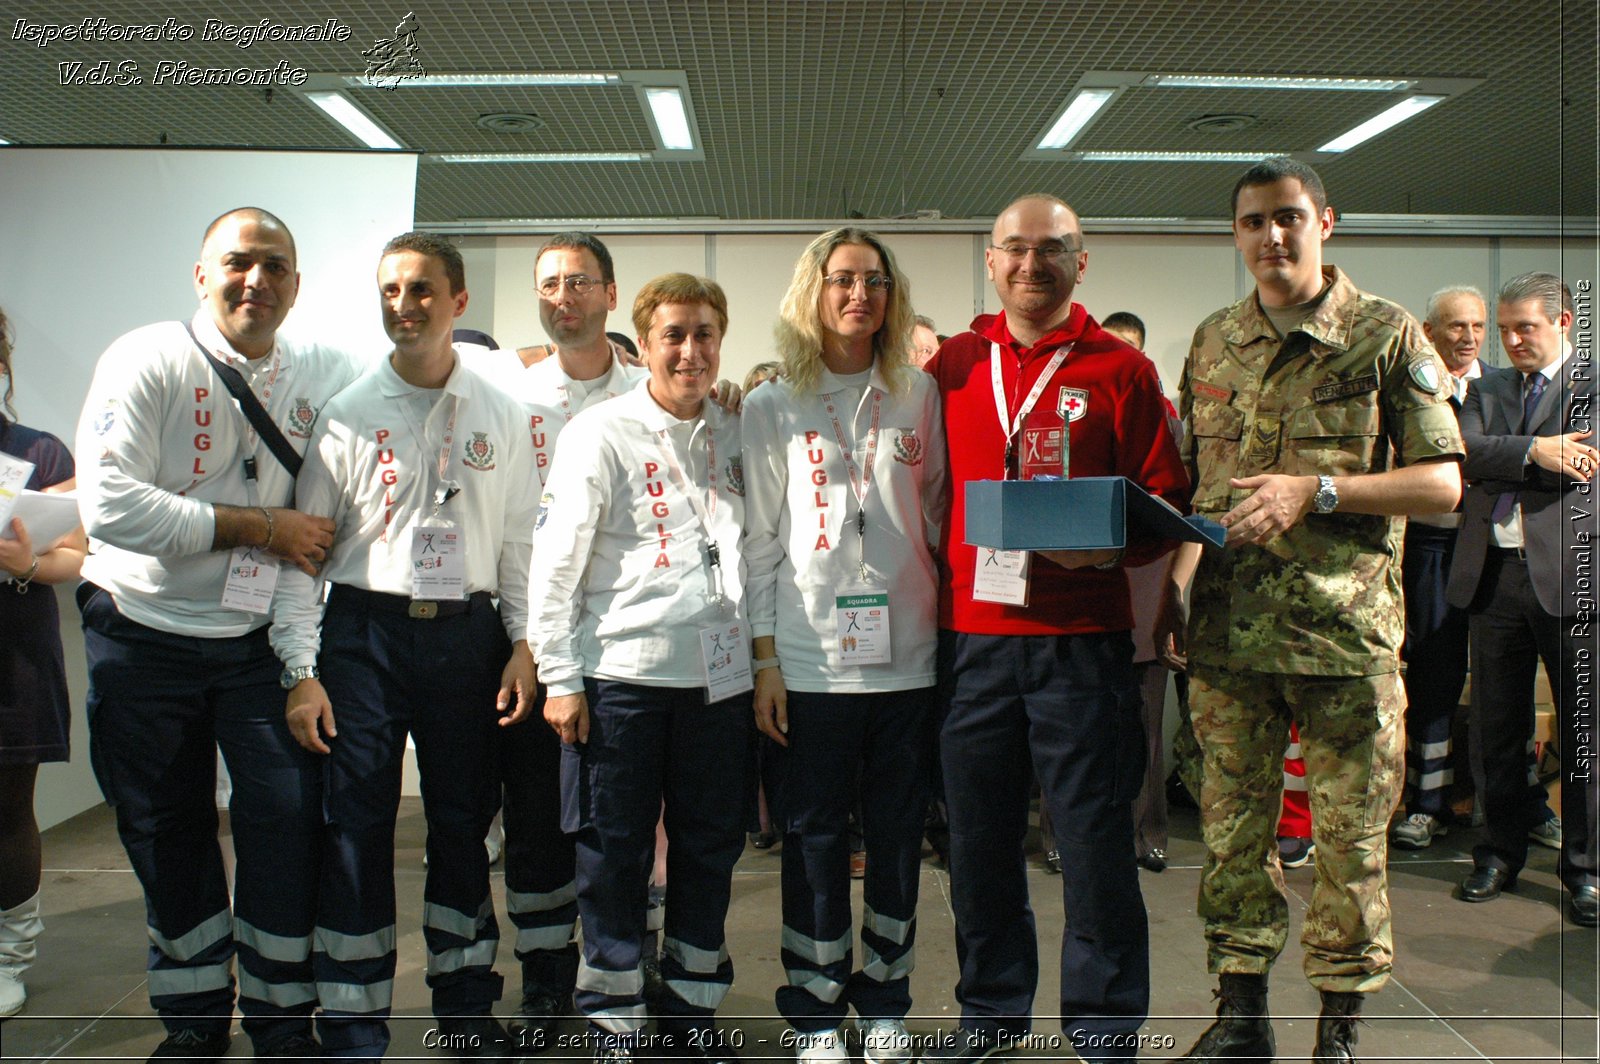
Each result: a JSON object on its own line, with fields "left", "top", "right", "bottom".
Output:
{"left": 537, "top": 274, "right": 607, "bottom": 297}
{"left": 824, "top": 272, "right": 893, "bottom": 293}
{"left": 989, "top": 242, "right": 1082, "bottom": 261}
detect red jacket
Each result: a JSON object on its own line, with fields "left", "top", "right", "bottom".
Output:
{"left": 926, "top": 306, "right": 1191, "bottom": 635}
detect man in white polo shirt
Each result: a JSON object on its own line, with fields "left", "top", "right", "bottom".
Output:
{"left": 277, "top": 232, "right": 539, "bottom": 1059}
{"left": 76, "top": 207, "right": 360, "bottom": 1062}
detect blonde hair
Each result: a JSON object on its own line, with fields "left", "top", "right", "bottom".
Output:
{"left": 743, "top": 361, "right": 781, "bottom": 392}
{"left": 632, "top": 273, "right": 730, "bottom": 340}
{"left": 774, "top": 228, "right": 913, "bottom": 395}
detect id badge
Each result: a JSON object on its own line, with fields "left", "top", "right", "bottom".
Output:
{"left": 972, "top": 547, "right": 1030, "bottom": 606}
{"left": 699, "top": 620, "right": 754, "bottom": 703}
{"left": 411, "top": 523, "right": 467, "bottom": 600}
{"left": 835, "top": 590, "right": 892, "bottom": 665}
{"left": 221, "top": 546, "right": 280, "bottom": 615}
{"left": 0, "top": 451, "right": 33, "bottom": 528}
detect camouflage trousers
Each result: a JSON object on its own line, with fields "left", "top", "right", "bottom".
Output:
{"left": 1188, "top": 666, "right": 1404, "bottom": 993}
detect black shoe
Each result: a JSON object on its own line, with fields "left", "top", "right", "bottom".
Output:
{"left": 1168, "top": 973, "right": 1274, "bottom": 1062}
{"left": 923, "top": 1028, "right": 1008, "bottom": 1064}
{"left": 149, "top": 1028, "right": 231, "bottom": 1062}
{"left": 1044, "top": 850, "right": 1062, "bottom": 874}
{"left": 1312, "top": 991, "right": 1361, "bottom": 1063}
{"left": 1137, "top": 849, "right": 1168, "bottom": 873}
{"left": 509, "top": 989, "right": 570, "bottom": 1053}
{"left": 748, "top": 830, "right": 777, "bottom": 850}
{"left": 1569, "top": 885, "right": 1600, "bottom": 927}
{"left": 1458, "top": 864, "right": 1516, "bottom": 902}
{"left": 437, "top": 1016, "right": 515, "bottom": 1060}
{"left": 1277, "top": 836, "right": 1314, "bottom": 869}
{"left": 254, "top": 1031, "right": 320, "bottom": 1061}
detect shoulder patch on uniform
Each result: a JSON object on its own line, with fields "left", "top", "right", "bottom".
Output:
{"left": 1408, "top": 358, "right": 1442, "bottom": 394}
{"left": 1192, "top": 380, "right": 1232, "bottom": 404}
{"left": 1312, "top": 375, "right": 1379, "bottom": 403}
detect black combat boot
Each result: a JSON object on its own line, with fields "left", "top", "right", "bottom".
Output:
{"left": 1312, "top": 990, "right": 1362, "bottom": 1063}
{"left": 1169, "top": 973, "right": 1275, "bottom": 1062}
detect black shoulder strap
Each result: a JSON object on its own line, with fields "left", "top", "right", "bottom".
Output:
{"left": 181, "top": 321, "right": 303, "bottom": 479}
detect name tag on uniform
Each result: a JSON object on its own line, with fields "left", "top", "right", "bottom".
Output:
{"left": 699, "top": 621, "right": 754, "bottom": 702}
{"left": 835, "top": 590, "right": 892, "bottom": 664}
{"left": 221, "top": 546, "right": 280, "bottom": 615}
{"left": 411, "top": 524, "right": 466, "bottom": 600}
{"left": 972, "top": 547, "right": 1030, "bottom": 605}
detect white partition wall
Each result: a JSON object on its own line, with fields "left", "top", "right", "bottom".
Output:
{"left": 0, "top": 146, "right": 419, "bottom": 829}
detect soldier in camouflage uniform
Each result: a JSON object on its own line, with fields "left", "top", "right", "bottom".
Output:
{"left": 1163, "top": 159, "right": 1463, "bottom": 1064}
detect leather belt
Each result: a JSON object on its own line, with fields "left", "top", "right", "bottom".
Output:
{"left": 330, "top": 584, "right": 492, "bottom": 619}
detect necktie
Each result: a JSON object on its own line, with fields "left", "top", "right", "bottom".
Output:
{"left": 1491, "top": 373, "right": 1549, "bottom": 522}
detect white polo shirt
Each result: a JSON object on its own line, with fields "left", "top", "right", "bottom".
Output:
{"left": 741, "top": 365, "right": 946, "bottom": 692}
{"left": 76, "top": 313, "right": 363, "bottom": 638}
{"left": 461, "top": 345, "right": 646, "bottom": 485}
{"left": 271, "top": 353, "right": 538, "bottom": 669}
{"left": 529, "top": 381, "right": 745, "bottom": 696}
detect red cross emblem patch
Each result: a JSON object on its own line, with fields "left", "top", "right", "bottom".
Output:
{"left": 1057, "top": 387, "right": 1088, "bottom": 423}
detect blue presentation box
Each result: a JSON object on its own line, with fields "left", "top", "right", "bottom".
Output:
{"left": 965, "top": 476, "right": 1223, "bottom": 551}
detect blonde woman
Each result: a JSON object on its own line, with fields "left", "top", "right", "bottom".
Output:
{"left": 743, "top": 229, "right": 946, "bottom": 1063}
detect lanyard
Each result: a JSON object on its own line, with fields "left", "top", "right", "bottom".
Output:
{"left": 399, "top": 392, "right": 461, "bottom": 517}
{"left": 653, "top": 421, "right": 726, "bottom": 608}
{"left": 191, "top": 333, "right": 281, "bottom": 498}
{"left": 990, "top": 342, "right": 1072, "bottom": 480}
{"left": 823, "top": 387, "right": 882, "bottom": 581}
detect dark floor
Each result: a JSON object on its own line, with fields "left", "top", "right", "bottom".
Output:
{"left": 2, "top": 801, "right": 1595, "bottom": 1063}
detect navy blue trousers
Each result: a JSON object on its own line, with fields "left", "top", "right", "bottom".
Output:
{"left": 313, "top": 588, "right": 508, "bottom": 1056}
{"left": 771, "top": 688, "right": 930, "bottom": 1030}
{"left": 80, "top": 583, "right": 321, "bottom": 1050}
{"left": 563, "top": 680, "right": 750, "bottom": 1037}
{"left": 937, "top": 630, "right": 1148, "bottom": 1055}
{"left": 499, "top": 687, "right": 579, "bottom": 999}
{"left": 1400, "top": 524, "right": 1469, "bottom": 818}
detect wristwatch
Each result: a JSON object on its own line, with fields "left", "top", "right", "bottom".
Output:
{"left": 1312, "top": 475, "right": 1339, "bottom": 514}
{"left": 280, "top": 665, "right": 320, "bottom": 690}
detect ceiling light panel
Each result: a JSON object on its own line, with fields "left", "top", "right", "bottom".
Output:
{"left": 644, "top": 87, "right": 696, "bottom": 151}
{"left": 1076, "top": 151, "right": 1287, "bottom": 163}
{"left": 341, "top": 72, "right": 621, "bottom": 88}
{"left": 1036, "top": 88, "right": 1117, "bottom": 150}
{"left": 1144, "top": 74, "right": 1417, "bottom": 92}
{"left": 304, "top": 91, "right": 402, "bottom": 150}
{"left": 433, "top": 152, "right": 650, "bottom": 163}
{"left": 1319, "top": 95, "right": 1445, "bottom": 152}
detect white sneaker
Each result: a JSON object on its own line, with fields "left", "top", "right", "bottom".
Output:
{"left": 860, "top": 1018, "right": 914, "bottom": 1064}
{"left": 794, "top": 1027, "right": 849, "bottom": 1064}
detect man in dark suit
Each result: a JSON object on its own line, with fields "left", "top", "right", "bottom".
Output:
{"left": 1447, "top": 271, "right": 1600, "bottom": 926}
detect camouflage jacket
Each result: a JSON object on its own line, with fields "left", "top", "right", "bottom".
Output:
{"left": 1180, "top": 266, "right": 1464, "bottom": 675}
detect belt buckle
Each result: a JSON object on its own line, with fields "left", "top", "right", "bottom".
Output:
{"left": 409, "top": 600, "right": 439, "bottom": 620}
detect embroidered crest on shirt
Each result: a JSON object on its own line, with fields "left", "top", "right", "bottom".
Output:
{"left": 893, "top": 428, "right": 924, "bottom": 465}
{"left": 285, "top": 397, "right": 317, "bottom": 438}
{"left": 463, "top": 431, "right": 496, "bottom": 471}
{"left": 725, "top": 456, "right": 746, "bottom": 496}
{"left": 93, "top": 402, "right": 117, "bottom": 436}
{"left": 1058, "top": 388, "right": 1089, "bottom": 423}
{"left": 536, "top": 491, "right": 552, "bottom": 531}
